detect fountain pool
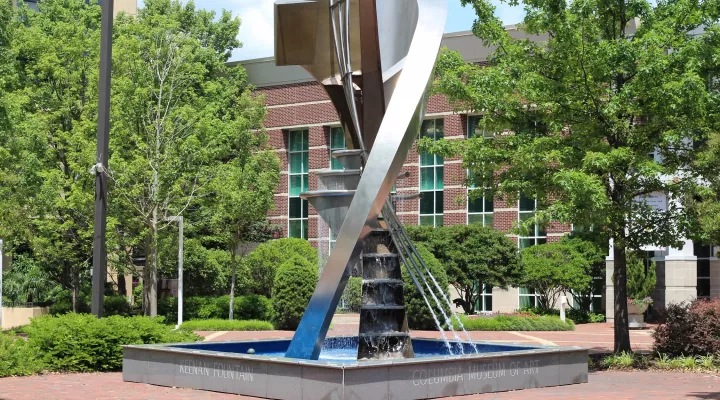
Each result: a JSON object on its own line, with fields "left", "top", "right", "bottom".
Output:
{"left": 123, "top": 336, "right": 588, "bottom": 399}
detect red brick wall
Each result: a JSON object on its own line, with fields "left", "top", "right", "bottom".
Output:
{"left": 257, "top": 80, "right": 571, "bottom": 242}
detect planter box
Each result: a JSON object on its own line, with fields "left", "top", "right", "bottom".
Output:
{"left": 627, "top": 302, "right": 649, "bottom": 329}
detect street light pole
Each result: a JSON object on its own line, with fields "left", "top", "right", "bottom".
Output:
{"left": 167, "top": 216, "right": 184, "bottom": 328}
{"left": 91, "top": 0, "right": 114, "bottom": 318}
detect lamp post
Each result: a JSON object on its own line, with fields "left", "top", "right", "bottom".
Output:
{"left": 91, "top": 0, "right": 114, "bottom": 318}
{"left": 167, "top": 216, "right": 184, "bottom": 328}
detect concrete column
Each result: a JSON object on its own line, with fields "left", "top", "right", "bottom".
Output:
{"left": 661, "top": 239, "right": 697, "bottom": 310}
{"left": 491, "top": 287, "right": 519, "bottom": 313}
{"left": 708, "top": 245, "right": 720, "bottom": 299}
{"left": 605, "top": 258, "right": 614, "bottom": 320}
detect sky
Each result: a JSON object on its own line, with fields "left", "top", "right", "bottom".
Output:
{"left": 140, "top": 1, "right": 525, "bottom": 61}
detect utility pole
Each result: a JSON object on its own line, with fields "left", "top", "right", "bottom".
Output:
{"left": 167, "top": 216, "right": 184, "bottom": 328}
{"left": 91, "top": 0, "right": 114, "bottom": 318}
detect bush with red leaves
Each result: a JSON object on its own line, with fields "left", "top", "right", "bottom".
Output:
{"left": 653, "top": 299, "right": 720, "bottom": 356}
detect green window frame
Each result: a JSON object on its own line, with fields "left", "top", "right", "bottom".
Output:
{"left": 474, "top": 282, "right": 493, "bottom": 312}
{"left": 695, "top": 243, "right": 713, "bottom": 299}
{"left": 467, "top": 115, "right": 499, "bottom": 139}
{"left": 518, "top": 193, "right": 546, "bottom": 249}
{"left": 329, "top": 126, "right": 346, "bottom": 171}
{"left": 288, "top": 129, "right": 309, "bottom": 239}
{"left": 419, "top": 119, "right": 444, "bottom": 227}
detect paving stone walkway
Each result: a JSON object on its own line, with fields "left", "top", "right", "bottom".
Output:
{"left": 1, "top": 371, "right": 718, "bottom": 399}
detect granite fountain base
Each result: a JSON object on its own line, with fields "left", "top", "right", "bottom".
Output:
{"left": 122, "top": 336, "right": 588, "bottom": 399}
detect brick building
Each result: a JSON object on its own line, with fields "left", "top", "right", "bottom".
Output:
{"left": 234, "top": 27, "right": 718, "bottom": 317}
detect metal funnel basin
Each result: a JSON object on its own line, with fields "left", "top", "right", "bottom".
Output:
{"left": 315, "top": 169, "right": 362, "bottom": 191}
{"left": 300, "top": 190, "right": 354, "bottom": 233}
{"left": 331, "top": 149, "right": 363, "bottom": 170}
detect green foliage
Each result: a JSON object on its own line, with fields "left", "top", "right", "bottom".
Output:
{"left": 432, "top": 0, "right": 720, "bottom": 352}
{"left": 602, "top": 352, "right": 636, "bottom": 369}
{"left": 2, "top": 254, "right": 59, "bottom": 304}
{"left": 626, "top": 252, "right": 657, "bottom": 300}
{"left": 520, "top": 241, "right": 592, "bottom": 309}
{"left": 158, "top": 295, "right": 273, "bottom": 324}
{"left": 23, "top": 314, "right": 199, "bottom": 372}
{"left": 402, "top": 243, "right": 451, "bottom": 330}
{"left": 519, "top": 306, "right": 605, "bottom": 324}
{"left": 406, "top": 224, "right": 520, "bottom": 314}
{"left": 103, "top": 295, "right": 132, "bottom": 317}
{"left": 272, "top": 255, "right": 318, "bottom": 330}
{"left": 0, "top": 333, "right": 44, "bottom": 377}
{"left": 341, "top": 276, "right": 362, "bottom": 312}
{"left": 561, "top": 237, "right": 606, "bottom": 313}
{"left": 455, "top": 315, "right": 575, "bottom": 331}
{"left": 109, "top": 0, "right": 266, "bottom": 316}
{"left": 173, "top": 239, "right": 231, "bottom": 297}
{"left": 245, "top": 238, "right": 318, "bottom": 297}
{"left": 179, "top": 319, "right": 273, "bottom": 331}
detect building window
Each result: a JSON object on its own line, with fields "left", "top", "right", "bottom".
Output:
{"left": 518, "top": 193, "right": 546, "bottom": 249}
{"left": 329, "top": 127, "right": 346, "bottom": 170}
{"left": 467, "top": 184, "right": 493, "bottom": 227}
{"left": 475, "top": 283, "right": 493, "bottom": 312}
{"left": 419, "top": 119, "right": 444, "bottom": 227}
{"left": 695, "top": 243, "right": 712, "bottom": 299}
{"left": 467, "top": 115, "right": 497, "bottom": 139}
{"left": 519, "top": 287, "right": 539, "bottom": 308}
{"left": 288, "top": 129, "right": 309, "bottom": 239}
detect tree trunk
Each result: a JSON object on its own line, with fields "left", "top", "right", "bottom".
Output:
{"left": 229, "top": 246, "right": 237, "bottom": 321}
{"left": 71, "top": 268, "right": 80, "bottom": 313}
{"left": 143, "top": 226, "right": 158, "bottom": 317}
{"left": 613, "top": 243, "right": 631, "bottom": 353}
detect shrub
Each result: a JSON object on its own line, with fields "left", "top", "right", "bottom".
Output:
{"left": 158, "top": 295, "right": 273, "bottom": 323}
{"left": 341, "top": 277, "right": 362, "bottom": 312}
{"left": 402, "top": 243, "right": 452, "bottom": 330}
{"left": 48, "top": 288, "right": 91, "bottom": 315}
{"left": 406, "top": 224, "right": 521, "bottom": 315}
{"left": 103, "top": 295, "right": 132, "bottom": 316}
{"left": 0, "top": 333, "right": 44, "bottom": 377}
{"left": 654, "top": 299, "right": 720, "bottom": 357}
{"left": 24, "top": 314, "right": 199, "bottom": 372}
{"left": 520, "top": 306, "right": 605, "bottom": 324}
{"left": 180, "top": 319, "right": 274, "bottom": 331}
{"left": 272, "top": 255, "right": 318, "bottom": 330}
{"left": 245, "top": 238, "right": 318, "bottom": 297}
{"left": 626, "top": 251, "right": 656, "bottom": 300}
{"left": 455, "top": 314, "right": 575, "bottom": 331}
{"left": 220, "top": 294, "right": 274, "bottom": 321}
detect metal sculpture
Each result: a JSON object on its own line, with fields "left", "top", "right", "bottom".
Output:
{"left": 274, "top": 0, "right": 448, "bottom": 360}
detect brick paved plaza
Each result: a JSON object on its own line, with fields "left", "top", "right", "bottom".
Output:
{"left": 1, "top": 371, "right": 718, "bottom": 400}
{"left": 0, "top": 315, "right": 684, "bottom": 400}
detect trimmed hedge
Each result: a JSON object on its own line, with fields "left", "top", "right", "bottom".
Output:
{"left": 158, "top": 294, "right": 272, "bottom": 324}
{"left": 244, "top": 238, "right": 318, "bottom": 297}
{"left": 24, "top": 314, "right": 199, "bottom": 372}
{"left": 180, "top": 319, "right": 274, "bottom": 331}
{"left": 341, "top": 277, "right": 362, "bottom": 312}
{"left": 455, "top": 315, "right": 575, "bottom": 331}
{"left": 272, "top": 255, "right": 318, "bottom": 330}
{"left": 0, "top": 333, "right": 44, "bottom": 377}
{"left": 402, "top": 243, "right": 452, "bottom": 330}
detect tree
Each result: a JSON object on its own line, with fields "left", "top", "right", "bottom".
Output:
{"left": 626, "top": 251, "right": 656, "bottom": 300}
{"left": 209, "top": 151, "right": 280, "bottom": 320}
{"left": 562, "top": 236, "right": 606, "bottom": 313}
{"left": 110, "top": 0, "right": 259, "bottom": 316}
{"left": 425, "top": 0, "right": 718, "bottom": 352}
{"left": 406, "top": 224, "right": 521, "bottom": 314}
{"left": 520, "top": 241, "right": 592, "bottom": 310}
{"left": 2, "top": 0, "right": 103, "bottom": 311}
{"left": 401, "top": 243, "right": 451, "bottom": 330}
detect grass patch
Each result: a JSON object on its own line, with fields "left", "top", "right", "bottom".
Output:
{"left": 454, "top": 315, "right": 575, "bottom": 331}
{"left": 180, "top": 319, "right": 274, "bottom": 331}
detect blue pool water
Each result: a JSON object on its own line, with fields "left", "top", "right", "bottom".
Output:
{"left": 171, "top": 337, "right": 538, "bottom": 363}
